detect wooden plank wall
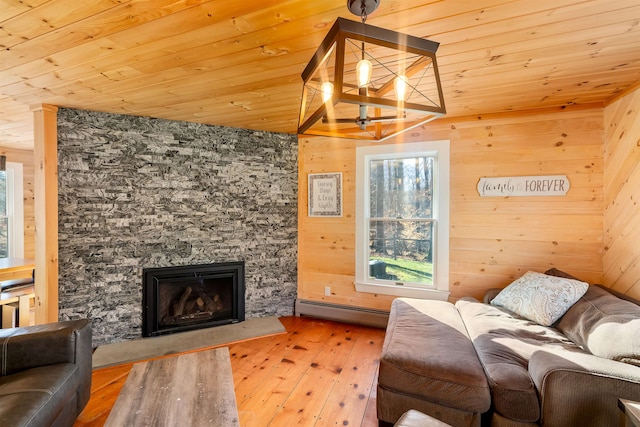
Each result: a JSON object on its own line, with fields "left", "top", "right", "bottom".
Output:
{"left": 603, "top": 86, "right": 640, "bottom": 298}
{"left": 0, "top": 146, "right": 35, "bottom": 259}
{"left": 298, "top": 107, "right": 605, "bottom": 309}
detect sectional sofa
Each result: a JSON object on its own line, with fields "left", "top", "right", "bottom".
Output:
{"left": 377, "top": 269, "right": 640, "bottom": 426}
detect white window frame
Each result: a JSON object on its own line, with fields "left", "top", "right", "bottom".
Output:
{"left": 1, "top": 162, "right": 25, "bottom": 258}
{"left": 355, "top": 140, "right": 450, "bottom": 300}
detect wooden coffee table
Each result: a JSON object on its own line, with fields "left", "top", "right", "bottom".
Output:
{"left": 105, "top": 347, "right": 239, "bottom": 426}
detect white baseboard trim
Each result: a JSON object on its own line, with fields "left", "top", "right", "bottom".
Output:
{"left": 294, "top": 299, "right": 389, "bottom": 329}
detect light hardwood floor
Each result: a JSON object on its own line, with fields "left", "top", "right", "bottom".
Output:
{"left": 74, "top": 316, "right": 386, "bottom": 427}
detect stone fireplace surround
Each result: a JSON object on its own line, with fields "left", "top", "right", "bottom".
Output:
{"left": 57, "top": 108, "right": 298, "bottom": 347}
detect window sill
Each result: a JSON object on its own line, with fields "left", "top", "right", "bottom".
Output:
{"left": 355, "top": 282, "right": 450, "bottom": 300}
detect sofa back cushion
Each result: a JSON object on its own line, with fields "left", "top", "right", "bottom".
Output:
{"left": 557, "top": 285, "right": 640, "bottom": 364}
{"left": 0, "top": 327, "right": 77, "bottom": 376}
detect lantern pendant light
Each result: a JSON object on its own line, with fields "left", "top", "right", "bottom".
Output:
{"left": 298, "top": 0, "right": 446, "bottom": 141}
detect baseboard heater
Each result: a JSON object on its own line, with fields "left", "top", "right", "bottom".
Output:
{"left": 294, "top": 299, "right": 389, "bottom": 329}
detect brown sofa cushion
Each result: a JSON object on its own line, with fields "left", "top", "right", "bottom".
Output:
{"left": 379, "top": 298, "right": 491, "bottom": 414}
{"left": 557, "top": 285, "right": 640, "bottom": 364}
{"left": 544, "top": 267, "right": 582, "bottom": 281}
{"left": 0, "top": 364, "right": 80, "bottom": 427}
{"left": 456, "top": 298, "right": 584, "bottom": 423}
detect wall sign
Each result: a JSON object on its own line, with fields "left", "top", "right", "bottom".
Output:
{"left": 308, "top": 172, "right": 342, "bottom": 217}
{"left": 477, "top": 175, "right": 570, "bottom": 197}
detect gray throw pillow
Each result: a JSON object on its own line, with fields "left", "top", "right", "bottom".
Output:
{"left": 491, "top": 271, "right": 589, "bottom": 326}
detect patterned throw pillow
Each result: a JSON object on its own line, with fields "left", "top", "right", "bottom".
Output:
{"left": 491, "top": 271, "right": 589, "bottom": 326}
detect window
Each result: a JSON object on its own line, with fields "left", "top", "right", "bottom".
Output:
{"left": 0, "top": 162, "right": 24, "bottom": 259}
{"left": 355, "top": 141, "right": 449, "bottom": 300}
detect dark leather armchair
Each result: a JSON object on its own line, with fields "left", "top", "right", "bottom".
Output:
{"left": 0, "top": 319, "right": 92, "bottom": 427}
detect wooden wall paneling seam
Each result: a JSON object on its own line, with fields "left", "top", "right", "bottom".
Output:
{"left": 602, "top": 88, "right": 640, "bottom": 296}
{"left": 603, "top": 97, "right": 640, "bottom": 200}
{"left": 433, "top": 106, "right": 603, "bottom": 127}
{"left": 450, "top": 253, "right": 603, "bottom": 274}
{"left": 453, "top": 144, "right": 603, "bottom": 164}
{"left": 603, "top": 174, "right": 640, "bottom": 249}
{"left": 606, "top": 80, "right": 640, "bottom": 106}
{"left": 602, "top": 94, "right": 640, "bottom": 254}
{"left": 603, "top": 92, "right": 637, "bottom": 159}
{"left": 450, "top": 237, "right": 603, "bottom": 253}
{"left": 450, "top": 133, "right": 606, "bottom": 151}
{"left": 451, "top": 201, "right": 603, "bottom": 215}
{"left": 603, "top": 91, "right": 640, "bottom": 295}
{"left": 603, "top": 224, "right": 640, "bottom": 285}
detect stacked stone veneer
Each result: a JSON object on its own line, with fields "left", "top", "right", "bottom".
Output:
{"left": 57, "top": 108, "right": 298, "bottom": 346}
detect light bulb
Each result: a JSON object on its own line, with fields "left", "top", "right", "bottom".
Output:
{"left": 321, "top": 82, "right": 333, "bottom": 103}
{"left": 394, "top": 74, "right": 409, "bottom": 101}
{"left": 356, "top": 59, "right": 372, "bottom": 88}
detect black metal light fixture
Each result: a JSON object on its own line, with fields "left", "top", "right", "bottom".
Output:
{"left": 298, "top": 0, "right": 446, "bottom": 141}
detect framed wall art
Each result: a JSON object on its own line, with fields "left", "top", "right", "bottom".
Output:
{"left": 308, "top": 172, "right": 342, "bottom": 217}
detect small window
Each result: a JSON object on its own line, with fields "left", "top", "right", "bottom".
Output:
{"left": 0, "top": 162, "right": 24, "bottom": 259}
{"left": 355, "top": 141, "right": 449, "bottom": 300}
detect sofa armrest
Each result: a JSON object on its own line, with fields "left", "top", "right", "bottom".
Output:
{"left": 529, "top": 349, "right": 640, "bottom": 426}
{"left": 0, "top": 319, "right": 91, "bottom": 377}
{"left": 483, "top": 288, "right": 502, "bottom": 304}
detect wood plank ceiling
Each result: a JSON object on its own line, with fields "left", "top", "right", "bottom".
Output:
{"left": 1, "top": 0, "right": 639, "bottom": 150}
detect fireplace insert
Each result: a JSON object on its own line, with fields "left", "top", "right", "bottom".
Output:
{"left": 142, "top": 262, "right": 245, "bottom": 337}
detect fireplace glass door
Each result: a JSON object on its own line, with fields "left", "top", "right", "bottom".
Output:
{"left": 142, "top": 262, "right": 245, "bottom": 337}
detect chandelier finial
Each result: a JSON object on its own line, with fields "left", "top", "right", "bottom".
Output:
{"left": 347, "top": 0, "right": 379, "bottom": 22}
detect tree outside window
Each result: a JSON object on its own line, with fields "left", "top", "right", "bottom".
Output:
{"left": 368, "top": 156, "right": 435, "bottom": 286}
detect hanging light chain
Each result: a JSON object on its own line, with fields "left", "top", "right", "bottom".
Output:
{"left": 360, "top": 1, "right": 368, "bottom": 23}
{"left": 360, "top": 1, "right": 367, "bottom": 64}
